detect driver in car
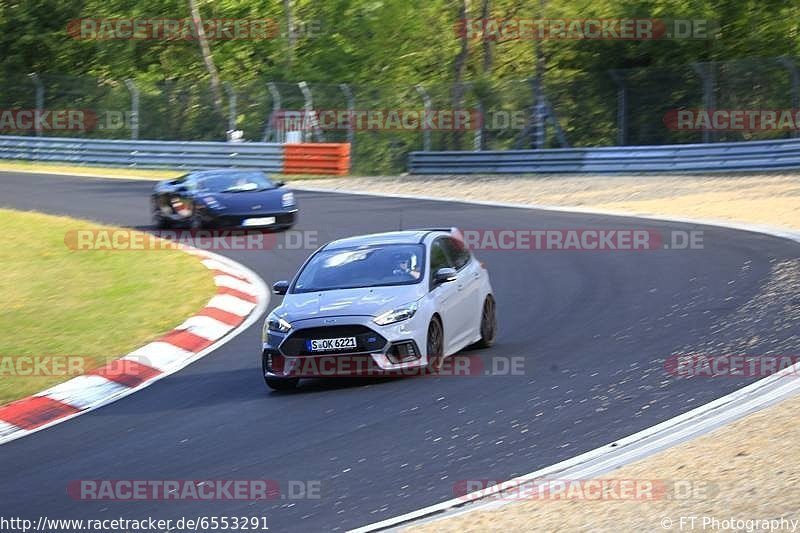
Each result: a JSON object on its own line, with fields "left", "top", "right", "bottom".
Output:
{"left": 392, "top": 252, "right": 421, "bottom": 281}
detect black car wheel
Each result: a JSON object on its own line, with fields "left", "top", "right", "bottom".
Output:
{"left": 189, "top": 210, "right": 204, "bottom": 230}
{"left": 426, "top": 316, "right": 444, "bottom": 373}
{"left": 476, "top": 295, "right": 497, "bottom": 348}
{"left": 153, "top": 211, "right": 171, "bottom": 229}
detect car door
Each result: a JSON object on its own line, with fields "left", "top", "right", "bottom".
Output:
{"left": 440, "top": 236, "right": 482, "bottom": 346}
{"left": 428, "top": 237, "right": 462, "bottom": 354}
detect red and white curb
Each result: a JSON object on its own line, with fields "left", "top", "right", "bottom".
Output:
{"left": 0, "top": 248, "right": 269, "bottom": 446}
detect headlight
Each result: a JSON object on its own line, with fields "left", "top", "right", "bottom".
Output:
{"left": 373, "top": 303, "right": 418, "bottom": 326}
{"left": 266, "top": 312, "right": 292, "bottom": 333}
{"left": 281, "top": 192, "right": 295, "bottom": 208}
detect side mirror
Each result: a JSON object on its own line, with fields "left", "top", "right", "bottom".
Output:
{"left": 272, "top": 280, "right": 290, "bottom": 295}
{"left": 433, "top": 267, "right": 457, "bottom": 285}
{"left": 274, "top": 180, "right": 286, "bottom": 188}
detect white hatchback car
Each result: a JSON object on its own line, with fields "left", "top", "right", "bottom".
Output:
{"left": 261, "top": 228, "right": 496, "bottom": 390}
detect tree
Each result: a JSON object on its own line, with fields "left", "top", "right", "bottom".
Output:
{"left": 187, "top": 0, "right": 223, "bottom": 115}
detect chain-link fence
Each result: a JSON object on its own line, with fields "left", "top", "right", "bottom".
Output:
{"left": 1, "top": 56, "right": 798, "bottom": 174}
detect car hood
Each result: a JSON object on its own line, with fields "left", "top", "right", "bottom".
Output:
{"left": 276, "top": 285, "right": 423, "bottom": 322}
{"left": 208, "top": 189, "right": 287, "bottom": 212}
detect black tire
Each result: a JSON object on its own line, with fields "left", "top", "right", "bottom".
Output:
{"left": 189, "top": 211, "right": 204, "bottom": 230}
{"left": 262, "top": 353, "right": 299, "bottom": 391}
{"left": 476, "top": 295, "right": 497, "bottom": 348}
{"left": 153, "top": 211, "right": 171, "bottom": 229}
{"left": 426, "top": 316, "right": 445, "bottom": 373}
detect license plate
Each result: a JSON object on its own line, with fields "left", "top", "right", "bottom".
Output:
{"left": 242, "top": 216, "right": 276, "bottom": 227}
{"left": 307, "top": 337, "right": 357, "bottom": 352}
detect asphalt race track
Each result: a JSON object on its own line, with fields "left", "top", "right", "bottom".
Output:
{"left": 1, "top": 171, "right": 799, "bottom": 532}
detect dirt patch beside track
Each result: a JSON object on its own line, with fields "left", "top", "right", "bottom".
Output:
{"left": 298, "top": 173, "right": 800, "bottom": 230}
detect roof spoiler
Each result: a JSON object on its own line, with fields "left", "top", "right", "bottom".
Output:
{"left": 416, "top": 227, "right": 464, "bottom": 241}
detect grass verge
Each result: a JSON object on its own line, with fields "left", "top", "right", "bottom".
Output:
{"left": 0, "top": 160, "right": 181, "bottom": 180}
{"left": 0, "top": 208, "right": 216, "bottom": 404}
{"left": 0, "top": 160, "right": 352, "bottom": 181}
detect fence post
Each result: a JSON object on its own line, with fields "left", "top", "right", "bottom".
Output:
{"left": 28, "top": 73, "right": 44, "bottom": 137}
{"left": 780, "top": 57, "right": 799, "bottom": 138}
{"left": 544, "top": 98, "right": 569, "bottom": 148}
{"left": 123, "top": 79, "right": 139, "bottom": 140}
{"left": 222, "top": 82, "right": 237, "bottom": 136}
{"left": 263, "top": 82, "right": 282, "bottom": 142}
{"left": 339, "top": 83, "right": 355, "bottom": 158}
{"left": 609, "top": 70, "right": 627, "bottom": 146}
{"left": 531, "top": 77, "right": 547, "bottom": 149}
{"left": 463, "top": 81, "right": 483, "bottom": 151}
{"left": 474, "top": 97, "right": 484, "bottom": 151}
{"left": 298, "top": 81, "right": 324, "bottom": 142}
{"left": 415, "top": 84, "right": 432, "bottom": 151}
{"left": 692, "top": 62, "right": 715, "bottom": 143}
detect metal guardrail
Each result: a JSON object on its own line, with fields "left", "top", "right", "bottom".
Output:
{"left": 0, "top": 135, "right": 284, "bottom": 171}
{"left": 409, "top": 137, "right": 800, "bottom": 174}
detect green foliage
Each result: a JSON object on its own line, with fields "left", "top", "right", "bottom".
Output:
{"left": 1, "top": 0, "right": 798, "bottom": 172}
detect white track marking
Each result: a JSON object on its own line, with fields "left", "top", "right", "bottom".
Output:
{"left": 202, "top": 258, "right": 245, "bottom": 277}
{"left": 206, "top": 294, "right": 256, "bottom": 317}
{"left": 0, "top": 421, "right": 21, "bottom": 439}
{"left": 214, "top": 274, "right": 259, "bottom": 295}
{"left": 121, "top": 342, "right": 194, "bottom": 373}
{"left": 176, "top": 315, "right": 234, "bottom": 341}
{"left": 37, "top": 375, "right": 130, "bottom": 411}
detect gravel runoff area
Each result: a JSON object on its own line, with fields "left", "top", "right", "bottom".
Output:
{"left": 291, "top": 173, "right": 800, "bottom": 533}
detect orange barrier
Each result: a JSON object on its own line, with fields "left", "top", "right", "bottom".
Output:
{"left": 282, "top": 143, "right": 351, "bottom": 176}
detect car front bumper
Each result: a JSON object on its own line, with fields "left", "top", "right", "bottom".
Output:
{"left": 262, "top": 314, "right": 429, "bottom": 379}
{"left": 207, "top": 209, "right": 297, "bottom": 230}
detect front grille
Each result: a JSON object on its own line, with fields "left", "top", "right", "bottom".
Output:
{"left": 288, "top": 354, "right": 383, "bottom": 377}
{"left": 281, "top": 325, "right": 387, "bottom": 357}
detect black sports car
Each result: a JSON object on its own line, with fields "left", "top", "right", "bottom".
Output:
{"left": 151, "top": 169, "right": 298, "bottom": 230}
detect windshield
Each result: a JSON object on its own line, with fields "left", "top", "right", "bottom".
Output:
{"left": 293, "top": 244, "right": 425, "bottom": 293}
{"left": 197, "top": 172, "right": 275, "bottom": 193}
